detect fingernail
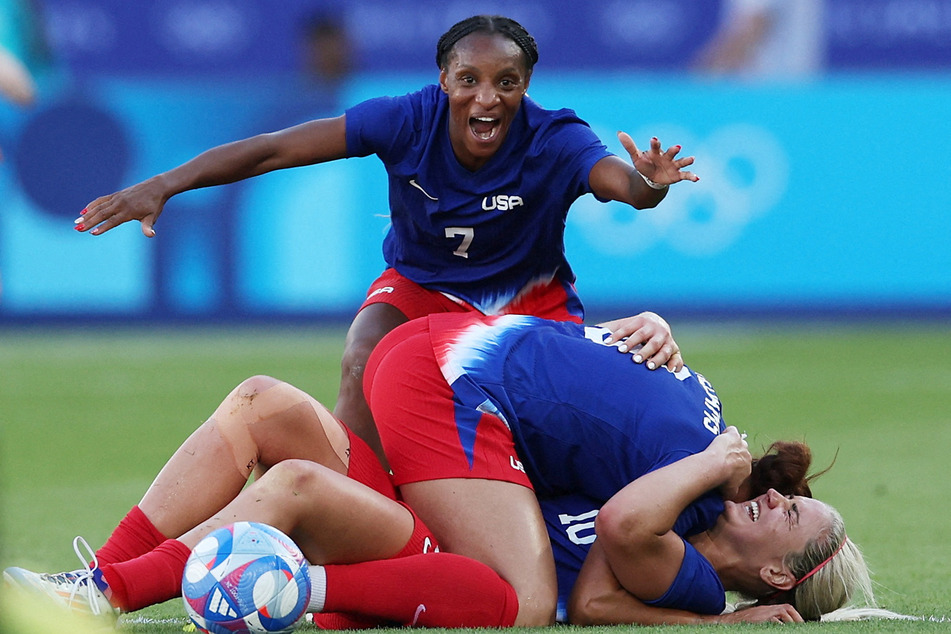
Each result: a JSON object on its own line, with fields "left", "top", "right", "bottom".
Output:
{"left": 80, "top": 208, "right": 87, "bottom": 215}
{"left": 618, "top": 344, "right": 628, "bottom": 353}
{"left": 633, "top": 354, "right": 643, "bottom": 363}
{"left": 647, "top": 361, "right": 656, "bottom": 370}
{"left": 75, "top": 224, "right": 85, "bottom": 231}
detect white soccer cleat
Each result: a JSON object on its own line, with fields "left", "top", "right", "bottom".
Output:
{"left": 3, "top": 536, "right": 117, "bottom": 619}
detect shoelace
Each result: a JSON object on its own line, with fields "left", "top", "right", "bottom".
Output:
{"left": 68, "top": 536, "right": 103, "bottom": 616}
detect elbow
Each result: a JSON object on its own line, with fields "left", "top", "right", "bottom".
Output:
{"left": 567, "top": 589, "right": 616, "bottom": 626}
{"left": 634, "top": 189, "right": 666, "bottom": 210}
{"left": 567, "top": 601, "right": 602, "bottom": 626}
{"left": 595, "top": 499, "right": 644, "bottom": 551}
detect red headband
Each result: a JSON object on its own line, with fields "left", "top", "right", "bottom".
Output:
{"left": 794, "top": 535, "right": 848, "bottom": 587}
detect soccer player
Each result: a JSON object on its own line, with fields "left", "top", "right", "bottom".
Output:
{"left": 74, "top": 14, "right": 697, "bottom": 467}
{"left": 4, "top": 314, "right": 877, "bottom": 626}
{"left": 366, "top": 311, "right": 877, "bottom": 623}
{"left": 4, "top": 374, "right": 520, "bottom": 628}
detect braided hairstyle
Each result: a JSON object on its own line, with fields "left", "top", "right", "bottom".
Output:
{"left": 748, "top": 440, "right": 836, "bottom": 499}
{"left": 436, "top": 15, "right": 539, "bottom": 73}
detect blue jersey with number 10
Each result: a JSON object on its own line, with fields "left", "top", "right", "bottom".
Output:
{"left": 346, "top": 85, "right": 612, "bottom": 315}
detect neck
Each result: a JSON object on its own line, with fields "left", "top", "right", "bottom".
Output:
{"left": 689, "top": 531, "right": 763, "bottom": 596}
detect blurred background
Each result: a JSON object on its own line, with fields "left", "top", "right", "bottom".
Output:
{"left": 1, "top": 0, "right": 950, "bottom": 325}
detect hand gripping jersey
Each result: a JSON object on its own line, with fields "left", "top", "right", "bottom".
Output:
{"left": 345, "top": 85, "right": 612, "bottom": 315}
{"left": 427, "top": 312, "right": 728, "bottom": 618}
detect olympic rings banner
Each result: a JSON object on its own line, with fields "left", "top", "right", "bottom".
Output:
{"left": 1, "top": 72, "right": 949, "bottom": 323}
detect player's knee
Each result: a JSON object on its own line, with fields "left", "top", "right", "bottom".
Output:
{"left": 508, "top": 575, "right": 557, "bottom": 626}
{"left": 512, "top": 589, "right": 557, "bottom": 626}
{"left": 339, "top": 338, "right": 374, "bottom": 384}
{"left": 257, "top": 459, "right": 324, "bottom": 498}
{"left": 231, "top": 375, "right": 282, "bottom": 402}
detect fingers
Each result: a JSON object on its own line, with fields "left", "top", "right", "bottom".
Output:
{"left": 664, "top": 350, "right": 684, "bottom": 373}
{"left": 617, "top": 131, "right": 638, "bottom": 157}
{"left": 771, "top": 605, "right": 805, "bottom": 624}
{"left": 74, "top": 196, "right": 114, "bottom": 235}
{"left": 622, "top": 132, "right": 701, "bottom": 184}
{"left": 73, "top": 191, "right": 160, "bottom": 238}
{"left": 619, "top": 332, "right": 681, "bottom": 371}
{"left": 604, "top": 311, "right": 682, "bottom": 371}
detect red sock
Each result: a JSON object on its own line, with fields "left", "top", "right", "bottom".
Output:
{"left": 321, "top": 553, "right": 518, "bottom": 627}
{"left": 101, "top": 539, "right": 191, "bottom": 612}
{"left": 311, "top": 612, "right": 383, "bottom": 630}
{"left": 95, "top": 506, "right": 168, "bottom": 566}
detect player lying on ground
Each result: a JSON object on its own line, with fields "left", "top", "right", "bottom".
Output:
{"left": 366, "top": 311, "right": 878, "bottom": 623}
{"left": 5, "top": 314, "right": 878, "bottom": 625}
{"left": 73, "top": 14, "right": 697, "bottom": 469}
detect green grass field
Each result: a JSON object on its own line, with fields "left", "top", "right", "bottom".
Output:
{"left": 2, "top": 321, "right": 950, "bottom": 633}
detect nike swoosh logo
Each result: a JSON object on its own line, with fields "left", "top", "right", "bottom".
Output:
{"left": 409, "top": 179, "right": 438, "bottom": 201}
{"left": 412, "top": 604, "right": 427, "bottom": 626}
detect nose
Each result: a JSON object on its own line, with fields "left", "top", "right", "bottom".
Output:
{"left": 475, "top": 81, "right": 500, "bottom": 107}
{"left": 766, "top": 488, "right": 793, "bottom": 509}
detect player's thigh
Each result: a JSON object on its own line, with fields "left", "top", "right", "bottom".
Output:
{"left": 399, "top": 478, "right": 557, "bottom": 624}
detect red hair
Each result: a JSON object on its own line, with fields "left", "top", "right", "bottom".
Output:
{"left": 748, "top": 440, "right": 835, "bottom": 498}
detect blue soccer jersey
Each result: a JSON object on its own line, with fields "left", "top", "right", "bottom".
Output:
{"left": 345, "top": 85, "right": 612, "bottom": 315}
{"left": 429, "top": 313, "right": 728, "bottom": 501}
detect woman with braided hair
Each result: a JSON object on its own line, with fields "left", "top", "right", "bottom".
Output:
{"left": 74, "top": 15, "right": 699, "bottom": 467}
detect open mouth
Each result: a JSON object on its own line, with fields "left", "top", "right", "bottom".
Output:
{"left": 469, "top": 116, "right": 500, "bottom": 141}
{"left": 746, "top": 500, "right": 760, "bottom": 522}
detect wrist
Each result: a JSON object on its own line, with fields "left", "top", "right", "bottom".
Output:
{"left": 637, "top": 170, "right": 668, "bottom": 190}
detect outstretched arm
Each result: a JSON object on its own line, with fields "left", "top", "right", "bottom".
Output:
{"left": 588, "top": 132, "right": 698, "bottom": 209}
{"left": 76, "top": 115, "right": 348, "bottom": 237}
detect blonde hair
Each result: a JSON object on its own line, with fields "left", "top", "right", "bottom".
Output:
{"left": 730, "top": 502, "right": 915, "bottom": 621}
{"left": 784, "top": 506, "right": 871, "bottom": 620}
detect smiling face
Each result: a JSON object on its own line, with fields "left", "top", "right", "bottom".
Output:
{"left": 439, "top": 32, "right": 531, "bottom": 171}
{"left": 720, "top": 489, "right": 834, "bottom": 588}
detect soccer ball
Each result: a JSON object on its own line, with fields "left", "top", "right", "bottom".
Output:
{"left": 182, "top": 522, "right": 311, "bottom": 634}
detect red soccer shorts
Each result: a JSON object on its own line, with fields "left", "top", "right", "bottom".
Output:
{"left": 359, "top": 268, "right": 583, "bottom": 323}
{"left": 364, "top": 317, "right": 533, "bottom": 490}
{"left": 344, "top": 423, "right": 439, "bottom": 555}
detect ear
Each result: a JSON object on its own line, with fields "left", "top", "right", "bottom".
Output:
{"left": 761, "top": 563, "right": 796, "bottom": 592}
{"left": 439, "top": 68, "right": 449, "bottom": 94}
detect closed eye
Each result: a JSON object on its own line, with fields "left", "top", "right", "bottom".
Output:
{"left": 786, "top": 502, "right": 800, "bottom": 527}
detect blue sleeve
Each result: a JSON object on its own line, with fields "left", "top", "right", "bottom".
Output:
{"left": 345, "top": 95, "right": 406, "bottom": 159}
{"left": 523, "top": 101, "right": 611, "bottom": 197}
{"left": 644, "top": 541, "right": 725, "bottom": 615}
{"left": 344, "top": 86, "right": 437, "bottom": 161}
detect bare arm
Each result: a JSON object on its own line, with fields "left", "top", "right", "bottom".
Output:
{"left": 594, "top": 427, "right": 751, "bottom": 601}
{"left": 77, "top": 115, "right": 348, "bottom": 236}
{"left": 569, "top": 541, "right": 803, "bottom": 625}
{"left": 588, "top": 132, "right": 698, "bottom": 209}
